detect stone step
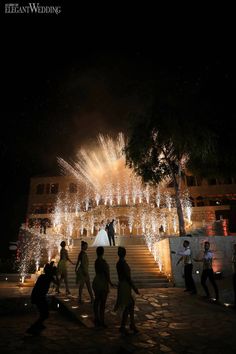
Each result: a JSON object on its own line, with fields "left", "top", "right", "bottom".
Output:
{"left": 70, "top": 254, "right": 152, "bottom": 258}
{"left": 59, "top": 282, "right": 170, "bottom": 289}
{"left": 70, "top": 246, "right": 150, "bottom": 250}
{"left": 70, "top": 253, "right": 156, "bottom": 257}
{"left": 66, "top": 276, "right": 168, "bottom": 282}
{"left": 72, "top": 237, "right": 146, "bottom": 246}
{"left": 71, "top": 264, "right": 161, "bottom": 270}
{"left": 64, "top": 243, "right": 170, "bottom": 289}
{"left": 70, "top": 260, "right": 160, "bottom": 265}
{"left": 70, "top": 245, "right": 150, "bottom": 249}
{"left": 67, "top": 271, "right": 166, "bottom": 277}
{"left": 67, "top": 266, "right": 164, "bottom": 273}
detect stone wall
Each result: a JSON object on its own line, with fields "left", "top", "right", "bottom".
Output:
{"left": 156, "top": 236, "right": 236, "bottom": 286}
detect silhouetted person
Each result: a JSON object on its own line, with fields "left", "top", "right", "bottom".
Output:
{"left": 105, "top": 219, "right": 110, "bottom": 234}
{"left": 26, "top": 263, "right": 58, "bottom": 335}
{"left": 172, "top": 240, "right": 197, "bottom": 294}
{"left": 159, "top": 225, "right": 164, "bottom": 236}
{"left": 194, "top": 241, "right": 219, "bottom": 301}
{"left": 115, "top": 246, "right": 140, "bottom": 335}
{"left": 49, "top": 260, "right": 59, "bottom": 293}
{"left": 232, "top": 244, "right": 236, "bottom": 306}
{"left": 92, "top": 246, "right": 114, "bottom": 327}
{"left": 40, "top": 219, "right": 46, "bottom": 234}
{"left": 108, "top": 219, "right": 115, "bottom": 246}
{"left": 75, "top": 241, "right": 94, "bottom": 304}
{"left": 57, "top": 241, "right": 74, "bottom": 295}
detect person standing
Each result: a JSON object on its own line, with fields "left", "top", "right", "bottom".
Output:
{"left": 49, "top": 260, "right": 59, "bottom": 293}
{"left": 105, "top": 219, "right": 110, "bottom": 234}
{"left": 115, "top": 246, "right": 140, "bottom": 335}
{"left": 57, "top": 241, "right": 74, "bottom": 295}
{"left": 108, "top": 219, "right": 116, "bottom": 246}
{"left": 27, "top": 263, "right": 58, "bottom": 334}
{"left": 194, "top": 241, "right": 219, "bottom": 301}
{"left": 172, "top": 240, "right": 197, "bottom": 294}
{"left": 92, "top": 246, "right": 114, "bottom": 327}
{"left": 232, "top": 244, "right": 236, "bottom": 306}
{"left": 75, "top": 241, "right": 94, "bottom": 304}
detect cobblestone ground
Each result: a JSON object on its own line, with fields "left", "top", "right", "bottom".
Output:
{"left": 0, "top": 284, "right": 236, "bottom": 354}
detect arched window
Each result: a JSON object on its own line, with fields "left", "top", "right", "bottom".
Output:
{"left": 36, "top": 184, "right": 44, "bottom": 194}
{"left": 69, "top": 183, "right": 77, "bottom": 193}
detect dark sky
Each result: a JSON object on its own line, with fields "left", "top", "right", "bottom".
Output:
{"left": 1, "top": 9, "right": 235, "bottom": 256}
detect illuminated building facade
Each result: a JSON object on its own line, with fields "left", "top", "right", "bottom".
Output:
{"left": 26, "top": 174, "right": 236, "bottom": 237}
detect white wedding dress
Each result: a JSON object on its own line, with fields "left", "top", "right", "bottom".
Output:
{"left": 92, "top": 225, "right": 110, "bottom": 247}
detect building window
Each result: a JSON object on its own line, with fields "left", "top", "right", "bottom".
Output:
{"left": 48, "top": 206, "right": 55, "bottom": 213}
{"left": 221, "top": 199, "right": 231, "bottom": 205}
{"left": 33, "top": 205, "right": 46, "bottom": 214}
{"left": 186, "top": 176, "right": 196, "bottom": 187}
{"left": 196, "top": 196, "right": 205, "bottom": 206}
{"left": 223, "top": 177, "right": 232, "bottom": 184}
{"left": 46, "top": 183, "right": 59, "bottom": 194}
{"left": 50, "top": 183, "right": 59, "bottom": 194}
{"left": 207, "top": 178, "right": 217, "bottom": 185}
{"left": 218, "top": 177, "right": 233, "bottom": 185}
{"left": 195, "top": 176, "right": 203, "bottom": 186}
{"left": 209, "top": 200, "right": 219, "bottom": 206}
{"left": 36, "top": 184, "right": 44, "bottom": 194}
{"left": 69, "top": 183, "right": 77, "bottom": 193}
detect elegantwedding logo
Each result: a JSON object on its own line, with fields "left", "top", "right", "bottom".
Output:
{"left": 5, "top": 3, "right": 61, "bottom": 14}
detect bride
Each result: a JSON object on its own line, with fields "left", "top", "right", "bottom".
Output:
{"left": 92, "top": 220, "right": 110, "bottom": 247}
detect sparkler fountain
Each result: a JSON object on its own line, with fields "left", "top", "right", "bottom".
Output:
{"left": 56, "top": 133, "right": 192, "bottom": 265}
{"left": 18, "top": 133, "right": 192, "bottom": 281}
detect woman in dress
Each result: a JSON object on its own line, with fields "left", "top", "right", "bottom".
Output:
{"left": 115, "top": 246, "right": 140, "bottom": 335}
{"left": 92, "top": 246, "right": 114, "bottom": 327}
{"left": 57, "top": 241, "right": 74, "bottom": 295}
{"left": 92, "top": 220, "right": 110, "bottom": 247}
{"left": 75, "top": 241, "right": 94, "bottom": 304}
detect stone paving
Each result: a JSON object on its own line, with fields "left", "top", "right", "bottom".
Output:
{"left": 0, "top": 281, "right": 236, "bottom": 354}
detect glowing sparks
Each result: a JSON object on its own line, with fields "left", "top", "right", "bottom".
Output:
{"left": 19, "top": 133, "right": 193, "bottom": 275}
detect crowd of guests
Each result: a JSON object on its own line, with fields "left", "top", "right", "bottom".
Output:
{"left": 27, "top": 241, "right": 139, "bottom": 335}
{"left": 27, "top": 239, "right": 236, "bottom": 335}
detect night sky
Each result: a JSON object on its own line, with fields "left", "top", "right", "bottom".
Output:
{"left": 1, "top": 11, "right": 235, "bottom": 257}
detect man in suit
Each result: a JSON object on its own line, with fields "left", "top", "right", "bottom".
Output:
{"left": 108, "top": 219, "right": 116, "bottom": 246}
{"left": 105, "top": 219, "right": 110, "bottom": 234}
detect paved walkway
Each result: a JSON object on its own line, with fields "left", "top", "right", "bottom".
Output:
{"left": 0, "top": 281, "right": 236, "bottom": 354}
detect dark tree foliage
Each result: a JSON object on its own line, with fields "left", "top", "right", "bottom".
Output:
{"left": 125, "top": 105, "right": 192, "bottom": 236}
{"left": 124, "top": 65, "right": 232, "bottom": 235}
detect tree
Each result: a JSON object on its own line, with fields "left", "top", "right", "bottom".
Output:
{"left": 125, "top": 100, "right": 215, "bottom": 236}
{"left": 125, "top": 60, "right": 235, "bottom": 236}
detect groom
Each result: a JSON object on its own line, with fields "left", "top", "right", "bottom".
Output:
{"left": 107, "top": 219, "right": 115, "bottom": 246}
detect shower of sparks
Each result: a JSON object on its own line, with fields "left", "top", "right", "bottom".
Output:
{"left": 17, "top": 225, "right": 61, "bottom": 282}
{"left": 58, "top": 133, "right": 171, "bottom": 207}
{"left": 19, "top": 133, "right": 192, "bottom": 275}
{"left": 58, "top": 133, "right": 142, "bottom": 203}
{"left": 55, "top": 133, "right": 192, "bottom": 241}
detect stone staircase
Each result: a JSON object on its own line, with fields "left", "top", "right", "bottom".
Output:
{"left": 65, "top": 244, "right": 170, "bottom": 289}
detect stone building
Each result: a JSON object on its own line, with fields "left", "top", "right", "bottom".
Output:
{"left": 26, "top": 174, "right": 236, "bottom": 237}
